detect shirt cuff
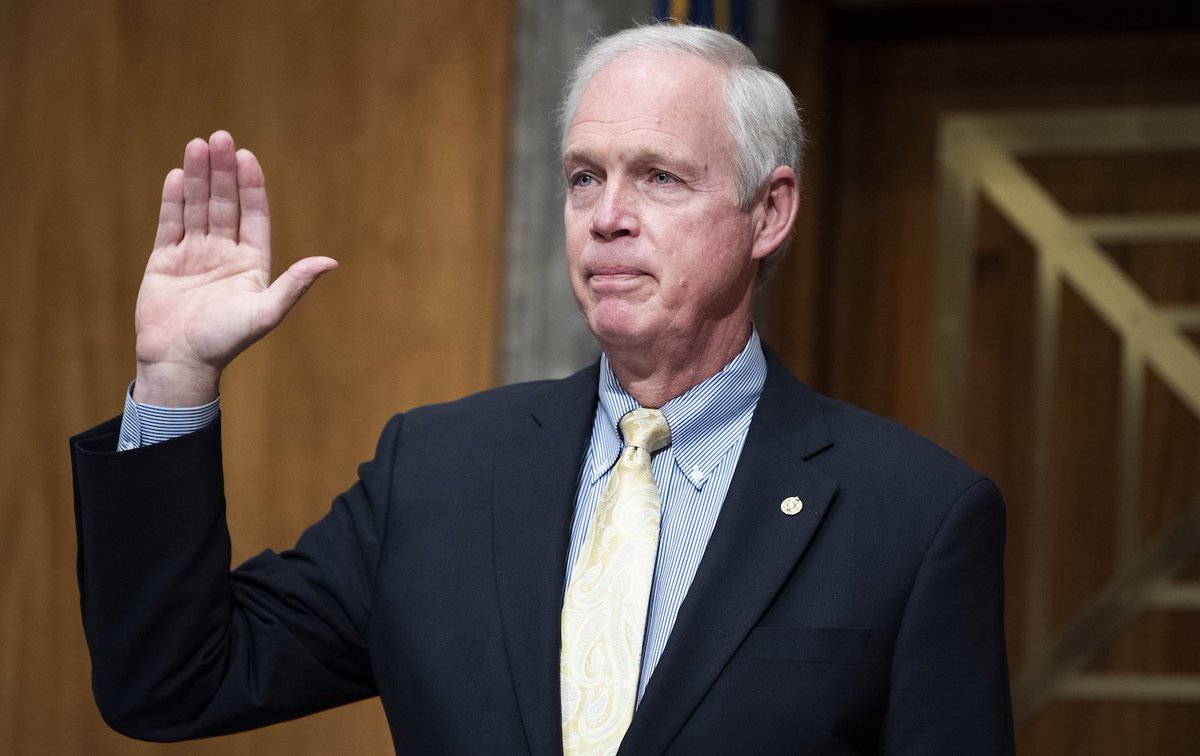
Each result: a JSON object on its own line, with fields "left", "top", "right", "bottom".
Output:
{"left": 116, "top": 382, "right": 221, "bottom": 452}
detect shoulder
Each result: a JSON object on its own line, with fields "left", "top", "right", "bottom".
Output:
{"left": 761, "top": 349, "right": 997, "bottom": 519}
{"left": 818, "top": 394, "right": 981, "bottom": 486}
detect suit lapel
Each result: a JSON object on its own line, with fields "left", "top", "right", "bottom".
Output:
{"left": 621, "top": 353, "right": 840, "bottom": 754}
{"left": 492, "top": 365, "right": 598, "bottom": 756}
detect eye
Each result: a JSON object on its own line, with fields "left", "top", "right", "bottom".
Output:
{"left": 571, "top": 173, "right": 596, "bottom": 188}
{"left": 651, "top": 171, "right": 674, "bottom": 185}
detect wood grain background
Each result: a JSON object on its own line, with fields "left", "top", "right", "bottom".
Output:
{"left": 1, "top": 0, "right": 512, "bottom": 752}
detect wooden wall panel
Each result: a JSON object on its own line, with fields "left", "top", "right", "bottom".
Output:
{"left": 798, "top": 29, "right": 1200, "bottom": 430}
{"left": 0, "top": 0, "right": 512, "bottom": 753}
{"left": 760, "top": 1, "right": 835, "bottom": 387}
{"left": 967, "top": 199, "right": 1039, "bottom": 673}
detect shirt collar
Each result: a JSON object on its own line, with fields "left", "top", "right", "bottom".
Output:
{"left": 587, "top": 329, "right": 767, "bottom": 489}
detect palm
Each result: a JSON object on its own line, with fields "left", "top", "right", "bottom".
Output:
{"left": 138, "top": 236, "right": 271, "bottom": 368}
{"left": 133, "top": 132, "right": 336, "bottom": 404}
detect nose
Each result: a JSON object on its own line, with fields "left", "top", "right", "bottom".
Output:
{"left": 590, "top": 181, "right": 638, "bottom": 241}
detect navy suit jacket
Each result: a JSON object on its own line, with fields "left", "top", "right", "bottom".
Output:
{"left": 71, "top": 350, "right": 1013, "bottom": 754}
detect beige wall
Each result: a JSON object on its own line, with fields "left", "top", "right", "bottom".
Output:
{"left": 0, "top": 0, "right": 512, "bottom": 752}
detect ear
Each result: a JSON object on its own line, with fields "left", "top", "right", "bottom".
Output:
{"left": 750, "top": 166, "right": 800, "bottom": 261}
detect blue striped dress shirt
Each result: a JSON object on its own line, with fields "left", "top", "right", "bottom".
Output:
{"left": 116, "top": 385, "right": 219, "bottom": 451}
{"left": 116, "top": 331, "right": 767, "bottom": 705}
{"left": 566, "top": 331, "right": 766, "bottom": 703}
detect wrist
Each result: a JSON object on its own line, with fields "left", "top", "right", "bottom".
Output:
{"left": 133, "top": 360, "right": 221, "bottom": 407}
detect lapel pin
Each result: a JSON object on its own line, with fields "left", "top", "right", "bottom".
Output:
{"left": 780, "top": 496, "right": 803, "bottom": 515}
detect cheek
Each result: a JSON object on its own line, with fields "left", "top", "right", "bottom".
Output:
{"left": 672, "top": 273, "right": 692, "bottom": 297}
{"left": 672, "top": 240, "right": 751, "bottom": 305}
{"left": 564, "top": 225, "right": 586, "bottom": 270}
{"left": 564, "top": 204, "right": 588, "bottom": 238}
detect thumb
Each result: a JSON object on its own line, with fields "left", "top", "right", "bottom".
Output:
{"left": 261, "top": 256, "right": 339, "bottom": 328}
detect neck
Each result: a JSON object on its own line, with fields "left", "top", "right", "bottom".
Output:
{"left": 603, "top": 319, "right": 753, "bottom": 408}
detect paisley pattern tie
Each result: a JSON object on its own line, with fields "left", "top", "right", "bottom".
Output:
{"left": 561, "top": 408, "right": 672, "bottom": 756}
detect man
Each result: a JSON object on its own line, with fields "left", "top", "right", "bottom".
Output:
{"left": 71, "top": 24, "right": 1013, "bottom": 754}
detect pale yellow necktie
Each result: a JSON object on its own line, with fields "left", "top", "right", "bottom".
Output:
{"left": 561, "top": 408, "right": 672, "bottom": 756}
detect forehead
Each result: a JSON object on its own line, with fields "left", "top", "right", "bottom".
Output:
{"left": 565, "top": 53, "right": 731, "bottom": 158}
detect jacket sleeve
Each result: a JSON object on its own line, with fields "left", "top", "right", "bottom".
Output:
{"left": 880, "top": 477, "right": 1016, "bottom": 755}
{"left": 70, "top": 413, "right": 402, "bottom": 741}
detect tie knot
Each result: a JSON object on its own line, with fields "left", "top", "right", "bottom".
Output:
{"left": 618, "top": 408, "right": 671, "bottom": 454}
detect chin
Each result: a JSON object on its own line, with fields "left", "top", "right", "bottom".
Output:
{"left": 584, "top": 308, "right": 654, "bottom": 349}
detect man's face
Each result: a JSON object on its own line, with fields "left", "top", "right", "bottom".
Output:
{"left": 562, "top": 53, "right": 766, "bottom": 355}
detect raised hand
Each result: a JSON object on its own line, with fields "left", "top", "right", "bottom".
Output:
{"left": 133, "top": 131, "right": 337, "bottom": 406}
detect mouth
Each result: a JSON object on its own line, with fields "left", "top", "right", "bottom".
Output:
{"left": 588, "top": 263, "right": 649, "bottom": 278}
{"left": 587, "top": 266, "right": 648, "bottom": 291}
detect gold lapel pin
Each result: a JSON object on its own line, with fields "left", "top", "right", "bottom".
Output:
{"left": 780, "top": 496, "right": 803, "bottom": 515}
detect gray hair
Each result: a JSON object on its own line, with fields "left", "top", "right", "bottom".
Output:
{"left": 559, "top": 24, "right": 804, "bottom": 279}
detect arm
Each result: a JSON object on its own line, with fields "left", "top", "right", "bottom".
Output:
{"left": 881, "top": 478, "right": 1015, "bottom": 755}
{"left": 71, "top": 412, "right": 404, "bottom": 740}
{"left": 72, "top": 132, "right": 354, "bottom": 738}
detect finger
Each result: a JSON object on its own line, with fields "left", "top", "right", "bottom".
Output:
{"left": 207, "top": 130, "right": 239, "bottom": 240}
{"left": 259, "top": 256, "right": 339, "bottom": 329}
{"left": 153, "top": 168, "right": 185, "bottom": 251}
{"left": 236, "top": 148, "right": 270, "bottom": 253}
{"left": 182, "top": 137, "right": 210, "bottom": 236}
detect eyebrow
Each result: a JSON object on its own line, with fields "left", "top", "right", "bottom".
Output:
{"left": 561, "top": 147, "right": 698, "bottom": 175}
{"left": 560, "top": 149, "right": 592, "bottom": 170}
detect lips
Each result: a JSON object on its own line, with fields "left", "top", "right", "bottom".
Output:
{"left": 588, "top": 265, "right": 644, "bottom": 277}
{"left": 587, "top": 265, "right": 649, "bottom": 292}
